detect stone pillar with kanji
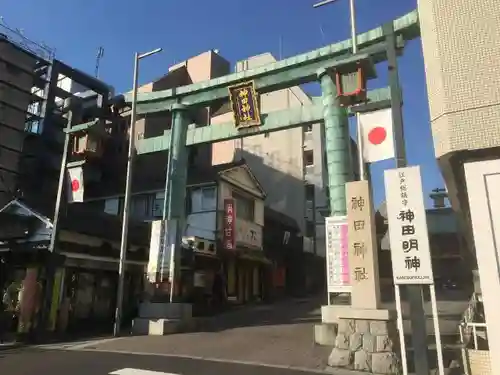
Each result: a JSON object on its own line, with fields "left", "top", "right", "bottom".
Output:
{"left": 325, "top": 180, "right": 401, "bottom": 375}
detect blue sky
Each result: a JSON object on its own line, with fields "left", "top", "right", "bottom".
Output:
{"left": 2, "top": 0, "right": 443, "bottom": 207}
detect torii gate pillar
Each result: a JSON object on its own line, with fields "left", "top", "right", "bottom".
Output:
{"left": 316, "top": 70, "right": 400, "bottom": 374}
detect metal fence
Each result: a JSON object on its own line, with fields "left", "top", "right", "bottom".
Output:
{"left": 0, "top": 18, "right": 55, "bottom": 61}
{"left": 459, "top": 293, "right": 491, "bottom": 375}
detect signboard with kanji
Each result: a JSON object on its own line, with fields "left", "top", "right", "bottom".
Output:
{"left": 346, "top": 180, "right": 381, "bottom": 308}
{"left": 384, "top": 166, "right": 434, "bottom": 285}
{"left": 223, "top": 198, "right": 236, "bottom": 250}
{"left": 147, "top": 220, "right": 168, "bottom": 282}
{"left": 228, "top": 81, "right": 261, "bottom": 128}
{"left": 325, "top": 216, "right": 351, "bottom": 293}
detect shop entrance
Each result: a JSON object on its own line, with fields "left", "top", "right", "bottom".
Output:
{"left": 1, "top": 246, "right": 64, "bottom": 341}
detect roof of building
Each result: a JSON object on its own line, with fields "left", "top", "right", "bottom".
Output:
{"left": 0, "top": 198, "right": 150, "bottom": 246}
{"left": 188, "top": 159, "right": 266, "bottom": 197}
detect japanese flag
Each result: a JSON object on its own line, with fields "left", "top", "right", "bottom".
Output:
{"left": 67, "top": 166, "right": 84, "bottom": 203}
{"left": 359, "top": 108, "right": 395, "bottom": 163}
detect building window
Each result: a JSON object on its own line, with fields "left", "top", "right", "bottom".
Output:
{"left": 131, "top": 194, "right": 151, "bottom": 219}
{"left": 104, "top": 198, "right": 120, "bottom": 215}
{"left": 304, "top": 150, "right": 314, "bottom": 166}
{"left": 305, "top": 220, "right": 315, "bottom": 237}
{"left": 189, "top": 187, "right": 217, "bottom": 213}
{"left": 233, "top": 191, "right": 254, "bottom": 221}
{"left": 305, "top": 184, "right": 315, "bottom": 202}
{"left": 152, "top": 192, "right": 164, "bottom": 218}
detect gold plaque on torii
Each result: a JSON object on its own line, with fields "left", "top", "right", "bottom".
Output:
{"left": 228, "top": 80, "right": 262, "bottom": 129}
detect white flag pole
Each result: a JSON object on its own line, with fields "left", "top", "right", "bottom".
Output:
{"left": 395, "top": 284, "right": 409, "bottom": 375}
{"left": 430, "top": 284, "right": 445, "bottom": 375}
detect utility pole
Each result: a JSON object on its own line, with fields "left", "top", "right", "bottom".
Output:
{"left": 114, "top": 47, "right": 162, "bottom": 337}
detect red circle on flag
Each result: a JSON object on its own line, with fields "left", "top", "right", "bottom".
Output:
{"left": 71, "top": 179, "right": 80, "bottom": 192}
{"left": 367, "top": 126, "right": 387, "bottom": 145}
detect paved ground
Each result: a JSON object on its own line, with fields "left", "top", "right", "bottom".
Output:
{"left": 0, "top": 293, "right": 469, "bottom": 375}
{"left": 0, "top": 348, "right": 339, "bottom": 375}
{"left": 46, "top": 297, "right": 332, "bottom": 372}
{"left": 29, "top": 294, "right": 468, "bottom": 371}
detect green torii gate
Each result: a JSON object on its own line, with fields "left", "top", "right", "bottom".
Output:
{"left": 122, "top": 10, "right": 419, "bottom": 223}
{"left": 65, "top": 9, "right": 425, "bottom": 369}
{"left": 68, "top": 9, "right": 419, "bottom": 270}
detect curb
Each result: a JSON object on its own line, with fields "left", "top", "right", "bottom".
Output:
{"left": 73, "top": 347, "right": 334, "bottom": 374}
{"left": 0, "top": 342, "right": 23, "bottom": 351}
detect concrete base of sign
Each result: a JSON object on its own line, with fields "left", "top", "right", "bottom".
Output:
{"left": 317, "top": 306, "right": 401, "bottom": 375}
{"left": 132, "top": 302, "right": 193, "bottom": 335}
{"left": 321, "top": 305, "right": 395, "bottom": 324}
{"left": 314, "top": 323, "right": 338, "bottom": 346}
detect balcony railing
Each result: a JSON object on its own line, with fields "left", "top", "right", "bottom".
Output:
{"left": 0, "top": 19, "right": 55, "bottom": 62}
{"left": 459, "top": 293, "right": 491, "bottom": 375}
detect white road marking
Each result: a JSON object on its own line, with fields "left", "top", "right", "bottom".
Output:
{"left": 110, "top": 369, "right": 180, "bottom": 375}
{"left": 34, "top": 337, "right": 121, "bottom": 350}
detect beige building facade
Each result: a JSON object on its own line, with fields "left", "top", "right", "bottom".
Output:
{"left": 419, "top": 0, "right": 500, "bottom": 246}
{"left": 419, "top": 0, "right": 500, "bottom": 372}
{"left": 213, "top": 53, "right": 329, "bottom": 256}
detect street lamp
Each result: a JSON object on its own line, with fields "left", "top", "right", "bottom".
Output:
{"left": 114, "top": 47, "right": 162, "bottom": 337}
{"left": 313, "top": 0, "right": 357, "bottom": 54}
{"left": 313, "top": 0, "right": 365, "bottom": 181}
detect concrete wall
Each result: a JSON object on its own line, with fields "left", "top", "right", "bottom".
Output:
{"left": 464, "top": 159, "right": 500, "bottom": 375}
{"left": 418, "top": 0, "right": 500, "bottom": 158}
{"left": 418, "top": 0, "right": 500, "bottom": 264}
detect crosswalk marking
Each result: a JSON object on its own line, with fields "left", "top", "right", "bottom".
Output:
{"left": 110, "top": 368, "right": 180, "bottom": 375}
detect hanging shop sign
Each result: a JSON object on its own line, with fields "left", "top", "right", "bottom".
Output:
{"left": 223, "top": 198, "right": 236, "bottom": 250}
{"left": 228, "top": 80, "right": 261, "bottom": 128}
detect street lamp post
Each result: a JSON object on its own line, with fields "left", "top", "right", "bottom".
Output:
{"left": 114, "top": 47, "right": 162, "bottom": 337}
{"left": 313, "top": 0, "right": 365, "bottom": 181}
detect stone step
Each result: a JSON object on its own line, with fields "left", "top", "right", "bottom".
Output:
{"left": 132, "top": 318, "right": 192, "bottom": 335}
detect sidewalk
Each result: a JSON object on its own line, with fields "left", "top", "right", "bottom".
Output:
{"left": 0, "top": 341, "right": 20, "bottom": 351}
{"left": 62, "top": 295, "right": 331, "bottom": 371}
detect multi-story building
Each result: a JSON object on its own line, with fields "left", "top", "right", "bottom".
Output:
{"left": 0, "top": 24, "right": 114, "bottom": 210}
{"left": 212, "top": 53, "right": 331, "bottom": 256}
{"left": 419, "top": 0, "right": 500, "bottom": 371}
{"left": 81, "top": 50, "right": 320, "bottom": 304}
{"left": 0, "top": 32, "right": 42, "bottom": 207}
{"left": 0, "top": 27, "right": 149, "bottom": 338}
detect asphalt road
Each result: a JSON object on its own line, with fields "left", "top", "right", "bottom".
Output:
{"left": 0, "top": 348, "right": 330, "bottom": 375}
